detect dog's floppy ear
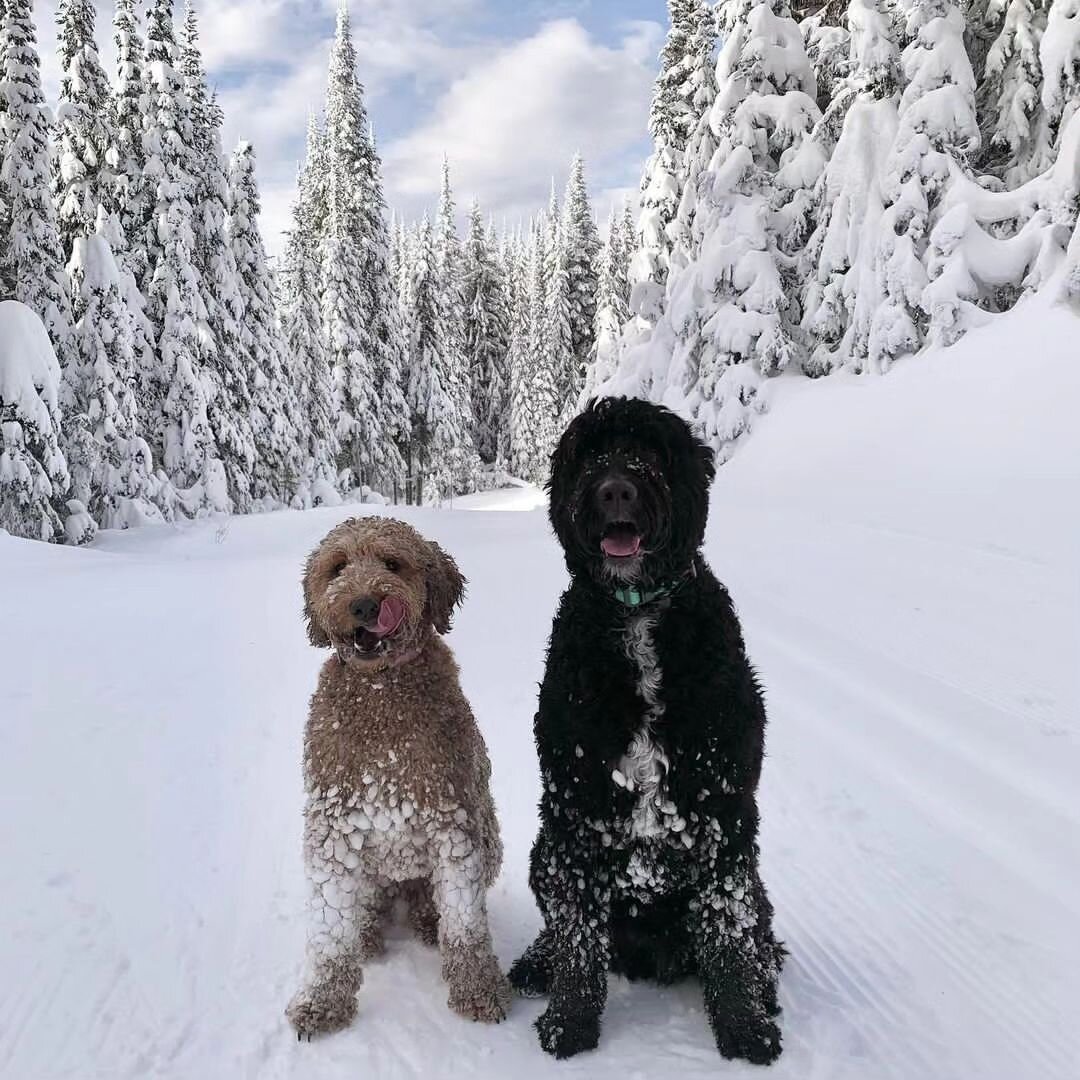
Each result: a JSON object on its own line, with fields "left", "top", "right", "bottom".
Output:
{"left": 302, "top": 549, "right": 332, "bottom": 648}
{"left": 425, "top": 540, "right": 466, "bottom": 634}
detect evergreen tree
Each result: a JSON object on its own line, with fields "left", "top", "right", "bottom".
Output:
{"left": 66, "top": 218, "right": 165, "bottom": 529}
{"left": 632, "top": 0, "right": 714, "bottom": 321}
{"left": 0, "top": 299, "right": 71, "bottom": 541}
{"left": 542, "top": 182, "right": 573, "bottom": 428}
{"left": 977, "top": 0, "right": 1049, "bottom": 184}
{"left": 283, "top": 159, "right": 338, "bottom": 500}
{"left": 229, "top": 140, "right": 302, "bottom": 504}
{"left": 584, "top": 205, "right": 632, "bottom": 399}
{"left": 462, "top": 200, "right": 510, "bottom": 464}
{"left": 512, "top": 218, "right": 560, "bottom": 483}
{"left": 110, "top": 0, "right": 149, "bottom": 284}
{"left": 0, "top": 0, "right": 76, "bottom": 373}
{"left": 866, "top": 0, "right": 978, "bottom": 371}
{"left": 560, "top": 154, "right": 601, "bottom": 412}
{"left": 142, "top": 0, "right": 227, "bottom": 510}
{"left": 321, "top": 3, "right": 407, "bottom": 494}
{"left": 321, "top": 166, "right": 381, "bottom": 491}
{"left": 404, "top": 215, "right": 459, "bottom": 503}
{"left": 799, "top": 0, "right": 901, "bottom": 372}
{"left": 182, "top": 4, "right": 256, "bottom": 511}
{"left": 433, "top": 158, "right": 480, "bottom": 491}
{"left": 53, "top": 0, "right": 116, "bottom": 260}
{"left": 1038, "top": 0, "right": 1080, "bottom": 167}
{"left": 667, "top": 1, "right": 719, "bottom": 272}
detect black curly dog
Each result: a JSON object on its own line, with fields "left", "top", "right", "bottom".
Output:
{"left": 509, "top": 397, "right": 784, "bottom": 1063}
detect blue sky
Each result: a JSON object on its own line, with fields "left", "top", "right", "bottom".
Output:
{"left": 35, "top": 0, "right": 669, "bottom": 253}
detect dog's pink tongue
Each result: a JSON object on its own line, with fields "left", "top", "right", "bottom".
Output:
{"left": 601, "top": 533, "right": 641, "bottom": 558}
{"left": 374, "top": 596, "right": 405, "bottom": 637}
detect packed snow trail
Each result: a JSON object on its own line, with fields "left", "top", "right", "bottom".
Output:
{"left": 2, "top": 300, "right": 1078, "bottom": 1079}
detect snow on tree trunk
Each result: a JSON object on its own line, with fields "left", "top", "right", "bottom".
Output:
{"left": 0, "top": 300, "right": 71, "bottom": 542}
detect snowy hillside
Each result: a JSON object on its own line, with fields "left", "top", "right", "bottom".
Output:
{"left": 1, "top": 300, "right": 1077, "bottom": 1080}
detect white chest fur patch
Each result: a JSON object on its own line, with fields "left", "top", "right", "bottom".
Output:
{"left": 612, "top": 612, "right": 686, "bottom": 839}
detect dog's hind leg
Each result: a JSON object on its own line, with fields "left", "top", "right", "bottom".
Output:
{"left": 507, "top": 926, "right": 554, "bottom": 997}
{"left": 431, "top": 847, "right": 511, "bottom": 1023}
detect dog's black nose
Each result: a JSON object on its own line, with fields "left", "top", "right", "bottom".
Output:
{"left": 596, "top": 474, "right": 638, "bottom": 520}
{"left": 350, "top": 597, "right": 380, "bottom": 625}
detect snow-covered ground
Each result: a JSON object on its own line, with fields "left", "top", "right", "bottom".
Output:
{"left": 2, "top": 298, "right": 1078, "bottom": 1080}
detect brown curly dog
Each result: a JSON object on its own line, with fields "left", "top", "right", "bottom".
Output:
{"left": 286, "top": 516, "right": 510, "bottom": 1039}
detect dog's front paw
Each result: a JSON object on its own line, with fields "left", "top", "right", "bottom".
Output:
{"left": 713, "top": 1016, "right": 782, "bottom": 1065}
{"left": 286, "top": 985, "right": 359, "bottom": 1039}
{"left": 535, "top": 1005, "right": 600, "bottom": 1059}
{"left": 448, "top": 960, "right": 511, "bottom": 1023}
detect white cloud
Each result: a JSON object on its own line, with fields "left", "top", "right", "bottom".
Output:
{"left": 382, "top": 18, "right": 662, "bottom": 225}
{"left": 29, "top": 3, "right": 662, "bottom": 255}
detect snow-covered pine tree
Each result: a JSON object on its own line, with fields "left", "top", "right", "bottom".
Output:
{"left": 560, "top": 153, "right": 601, "bottom": 414}
{"left": 599, "top": 0, "right": 820, "bottom": 456}
{"left": 976, "top": 0, "right": 1050, "bottom": 184}
{"left": 321, "top": 165, "right": 382, "bottom": 493}
{"left": 404, "top": 214, "right": 459, "bottom": 503}
{"left": 433, "top": 157, "right": 480, "bottom": 492}
{"left": 142, "top": 0, "right": 227, "bottom": 511}
{"left": 66, "top": 216, "right": 165, "bottom": 529}
{"left": 1038, "top": 0, "right": 1080, "bottom": 167}
{"left": 0, "top": 0, "right": 76, "bottom": 373}
{"left": 542, "top": 181, "right": 574, "bottom": 431}
{"left": 864, "top": 0, "right": 978, "bottom": 371}
{"left": 798, "top": 0, "right": 902, "bottom": 372}
{"left": 0, "top": 299, "right": 72, "bottom": 541}
{"left": 110, "top": 0, "right": 149, "bottom": 284}
{"left": 462, "top": 199, "right": 510, "bottom": 465}
{"left": 667, "top": 0, "right": 719, "bottom": 273}
{"left": 321, "top": 3, "right": 407, "bottom": 496}
{"left": 631, "top": 0, "right": 713, "bottom": 321}
{"left": 228, "top": 140, "right": 302, "bottom": 505}
{"left": 583, "top": 204, "right": 632, "bottom": 400}
{"left": 283, "top": 154, "right": 339, "bottom": 503}
{"left": 513, "top": 217, "right": 560, "bottom": 483}
{"left": 360, "top": 124, "right": 410, "bottom": 496}
{"left": 666, "top": 0, "right": 819, "bottom": 450}
{"left": 501, "top": 222, "right": 528, "bottom": 470}
{"left": 53, "top": 0, "right": 117, "bottom": 260}
{"left": 619, "top": 199, "right": 637, "bottom": 307}
{"left": 181, "top": 4, "right": 257, "bottom": 512}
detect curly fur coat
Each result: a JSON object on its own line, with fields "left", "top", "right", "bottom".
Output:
{"left": 509, "top": 398, "right": 785, "bottom": 1063}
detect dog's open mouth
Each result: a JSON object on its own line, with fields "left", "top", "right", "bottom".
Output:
{"left": 601, "top": 524, "right": 642, "bottom": 559}
{"left": 353, "top": 597, "right": 406, "bottom": 656}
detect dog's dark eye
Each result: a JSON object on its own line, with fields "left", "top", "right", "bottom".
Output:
{"left": 329, "top": 560, "right": 346, "bottom": 578}
{"left": 384, "top": 558, "right": 401, "bottom": 574}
